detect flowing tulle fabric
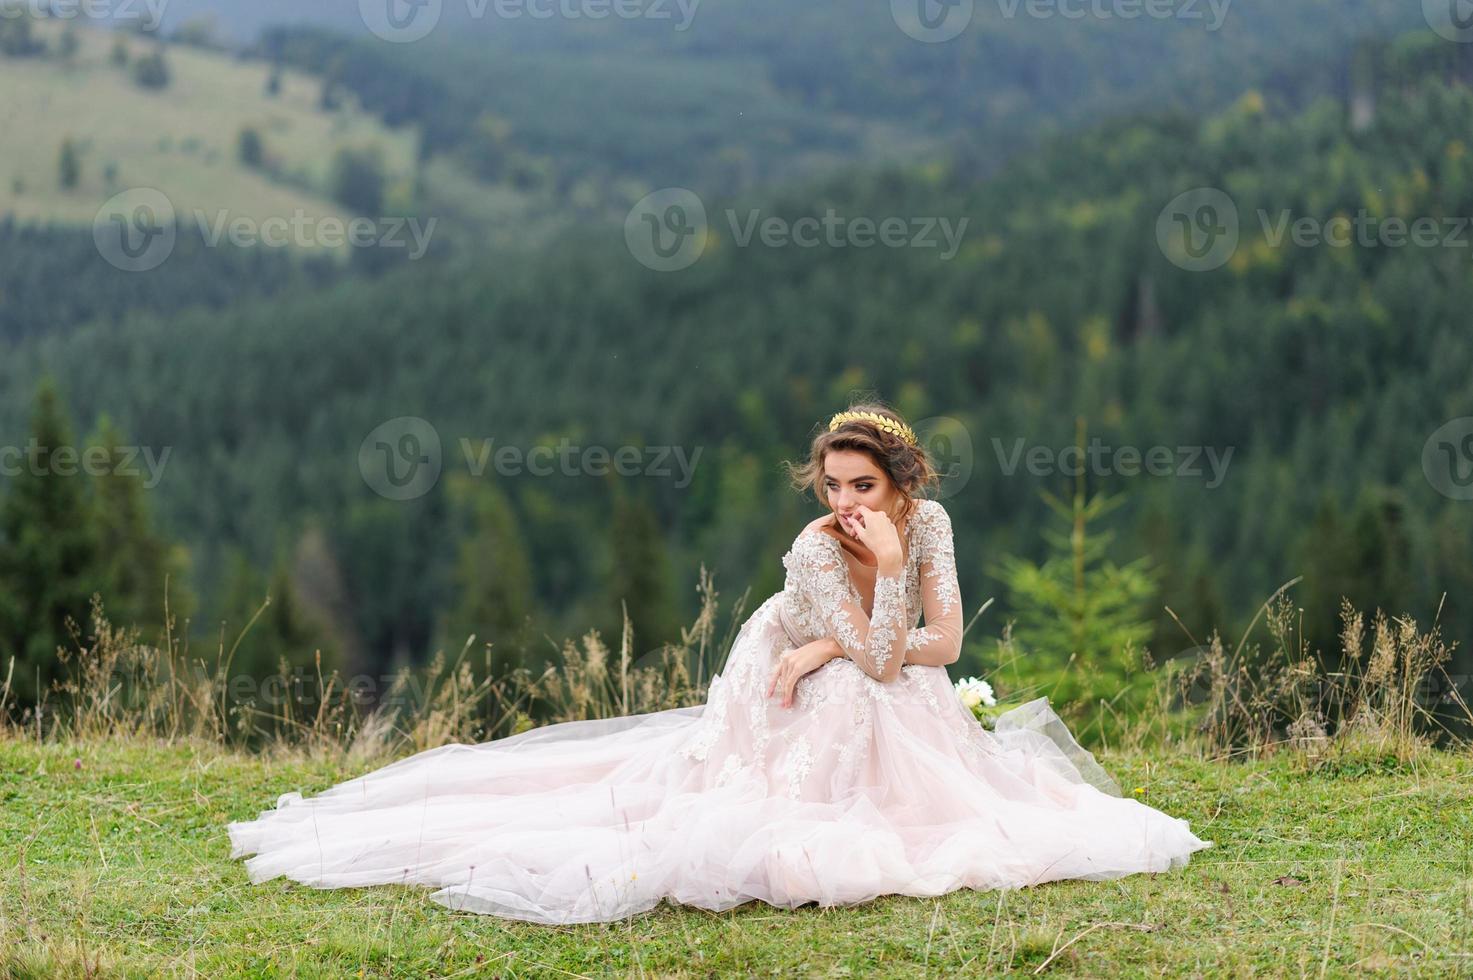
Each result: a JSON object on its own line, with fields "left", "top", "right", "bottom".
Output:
{"left": 228, "top": 594, "right": 1212, "bottom": 924}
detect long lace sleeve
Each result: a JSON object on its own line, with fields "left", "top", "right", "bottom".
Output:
{"left": 788, "top": 530, "right": 907, "bottom": 683}
{"left": 902, "top": 500, "right": 963, "bottom": 667}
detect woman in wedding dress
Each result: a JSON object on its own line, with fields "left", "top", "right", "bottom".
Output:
{"left": 228, "top": 405, "right": 1212, "bottom": 924}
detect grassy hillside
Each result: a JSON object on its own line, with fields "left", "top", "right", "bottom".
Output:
{"left": 2, "top": 735, "right": 1469, "bottom": 975}
{"left": 0, "top": 21, "right": 419, "bottom": 251}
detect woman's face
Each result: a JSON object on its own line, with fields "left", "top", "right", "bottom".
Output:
{"left": 822, "top": 449, "right": 901, "bottom": 537}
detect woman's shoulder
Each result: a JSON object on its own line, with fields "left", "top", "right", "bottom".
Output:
{"left": 909, "top": 498, "right": 955, "bottom": 548}
{"left": 802, "top": 512, "right": 838, "bottom": 536}
{"left": 796, "top": 514, "right": 841, "bottom": 551}
{"left": 911, "top": 497, "right": 951, "bottom": 527}
{"left": 784, "top": 514, "right": 841, "bottom": 569}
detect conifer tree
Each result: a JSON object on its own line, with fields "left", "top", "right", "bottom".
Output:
{"left": 439, "top": 474, "right": 536, "bottom": 680}
{"left": 88, "top": 414, "right": 193, "bottom": 642}
{"left": 606, "top": 481, "right": 680, "bottom": 656}
{"left": 992, "top": 419, "right": 1158, "bottom": 726}
{"left": 216, "top": 546, "right": 338, "bottom": 740}
{"left": 0, "top": 379, "right": 106, "bottom": 706}
{"left": 58, "top": 138, "right": 80, "bottom": 190}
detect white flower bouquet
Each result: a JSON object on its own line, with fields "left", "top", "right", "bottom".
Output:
{"left": 954, "top": 675, "right": 1008, "bottom": 728}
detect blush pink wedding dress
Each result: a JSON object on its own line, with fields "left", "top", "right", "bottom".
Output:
{"left": 228, "top": 498, "right": 1212, "bottom": 923}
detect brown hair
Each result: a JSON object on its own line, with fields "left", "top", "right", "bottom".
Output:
{"left": 784, "top": 400, "right": 939, "bottom": 525}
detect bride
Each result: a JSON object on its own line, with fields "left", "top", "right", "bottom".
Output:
{"left": 228, "top": 405, "right": 1212, "bottom": 924}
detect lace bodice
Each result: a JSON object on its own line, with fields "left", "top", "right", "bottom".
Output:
{"left": 780, "top": 497, "right": 963, "bottom": 682}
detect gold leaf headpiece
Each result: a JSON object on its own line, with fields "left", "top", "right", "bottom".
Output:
{"left": 827, "top": 411, "right": 918, "bottom": 447}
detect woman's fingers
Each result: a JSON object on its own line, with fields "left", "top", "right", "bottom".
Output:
{"left": 769, "top": 649, "right": 794, "bottom": 698}
{"left": 770, "top": 660, "right": 791, "bottom": 702}
{"left": 768, "top": 658, "right": 793, "bottom": 707}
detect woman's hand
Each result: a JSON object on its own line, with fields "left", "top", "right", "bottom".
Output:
{"left": 767, "top": 638, "right": 842, "bottom": 709}
{"left": 838, "top": 504, "right": 904, "bottom": 574}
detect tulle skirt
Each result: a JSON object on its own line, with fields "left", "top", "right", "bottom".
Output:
{"left": 227, "top": 594, "right": 1213, "bottom": 924}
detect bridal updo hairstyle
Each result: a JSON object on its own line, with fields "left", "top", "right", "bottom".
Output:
{"left": 785, "top": 401, "right": 940, "bottom": 526}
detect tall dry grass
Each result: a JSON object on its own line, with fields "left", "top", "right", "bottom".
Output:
{"left": 2, "top": 568, "right": 1466, "bottom": 767}
{"left": 0, "top": 567, "right": 743, "bottom": 765}
{"left": 1149, "top": 582, "right": 1471, "bottom": 765}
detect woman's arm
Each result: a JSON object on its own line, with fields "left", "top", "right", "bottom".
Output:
{"left": 902, "top": 630, "right": 961, "bottom": 666}
{"left": 902, "top": 501, "right": 963, "bottom": 666}
{"left": 767, "top": 637, "right": 845, "bottom": 708}
{"left": 827, "top": 627, "right": 957, "bottom": 667}
{"left": 789, "top": 530, "right": 908, "bottom": 683}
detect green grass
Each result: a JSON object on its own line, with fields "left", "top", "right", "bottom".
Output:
{"left": 2, "top": 737, "right": 1470, "bottom": 977}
